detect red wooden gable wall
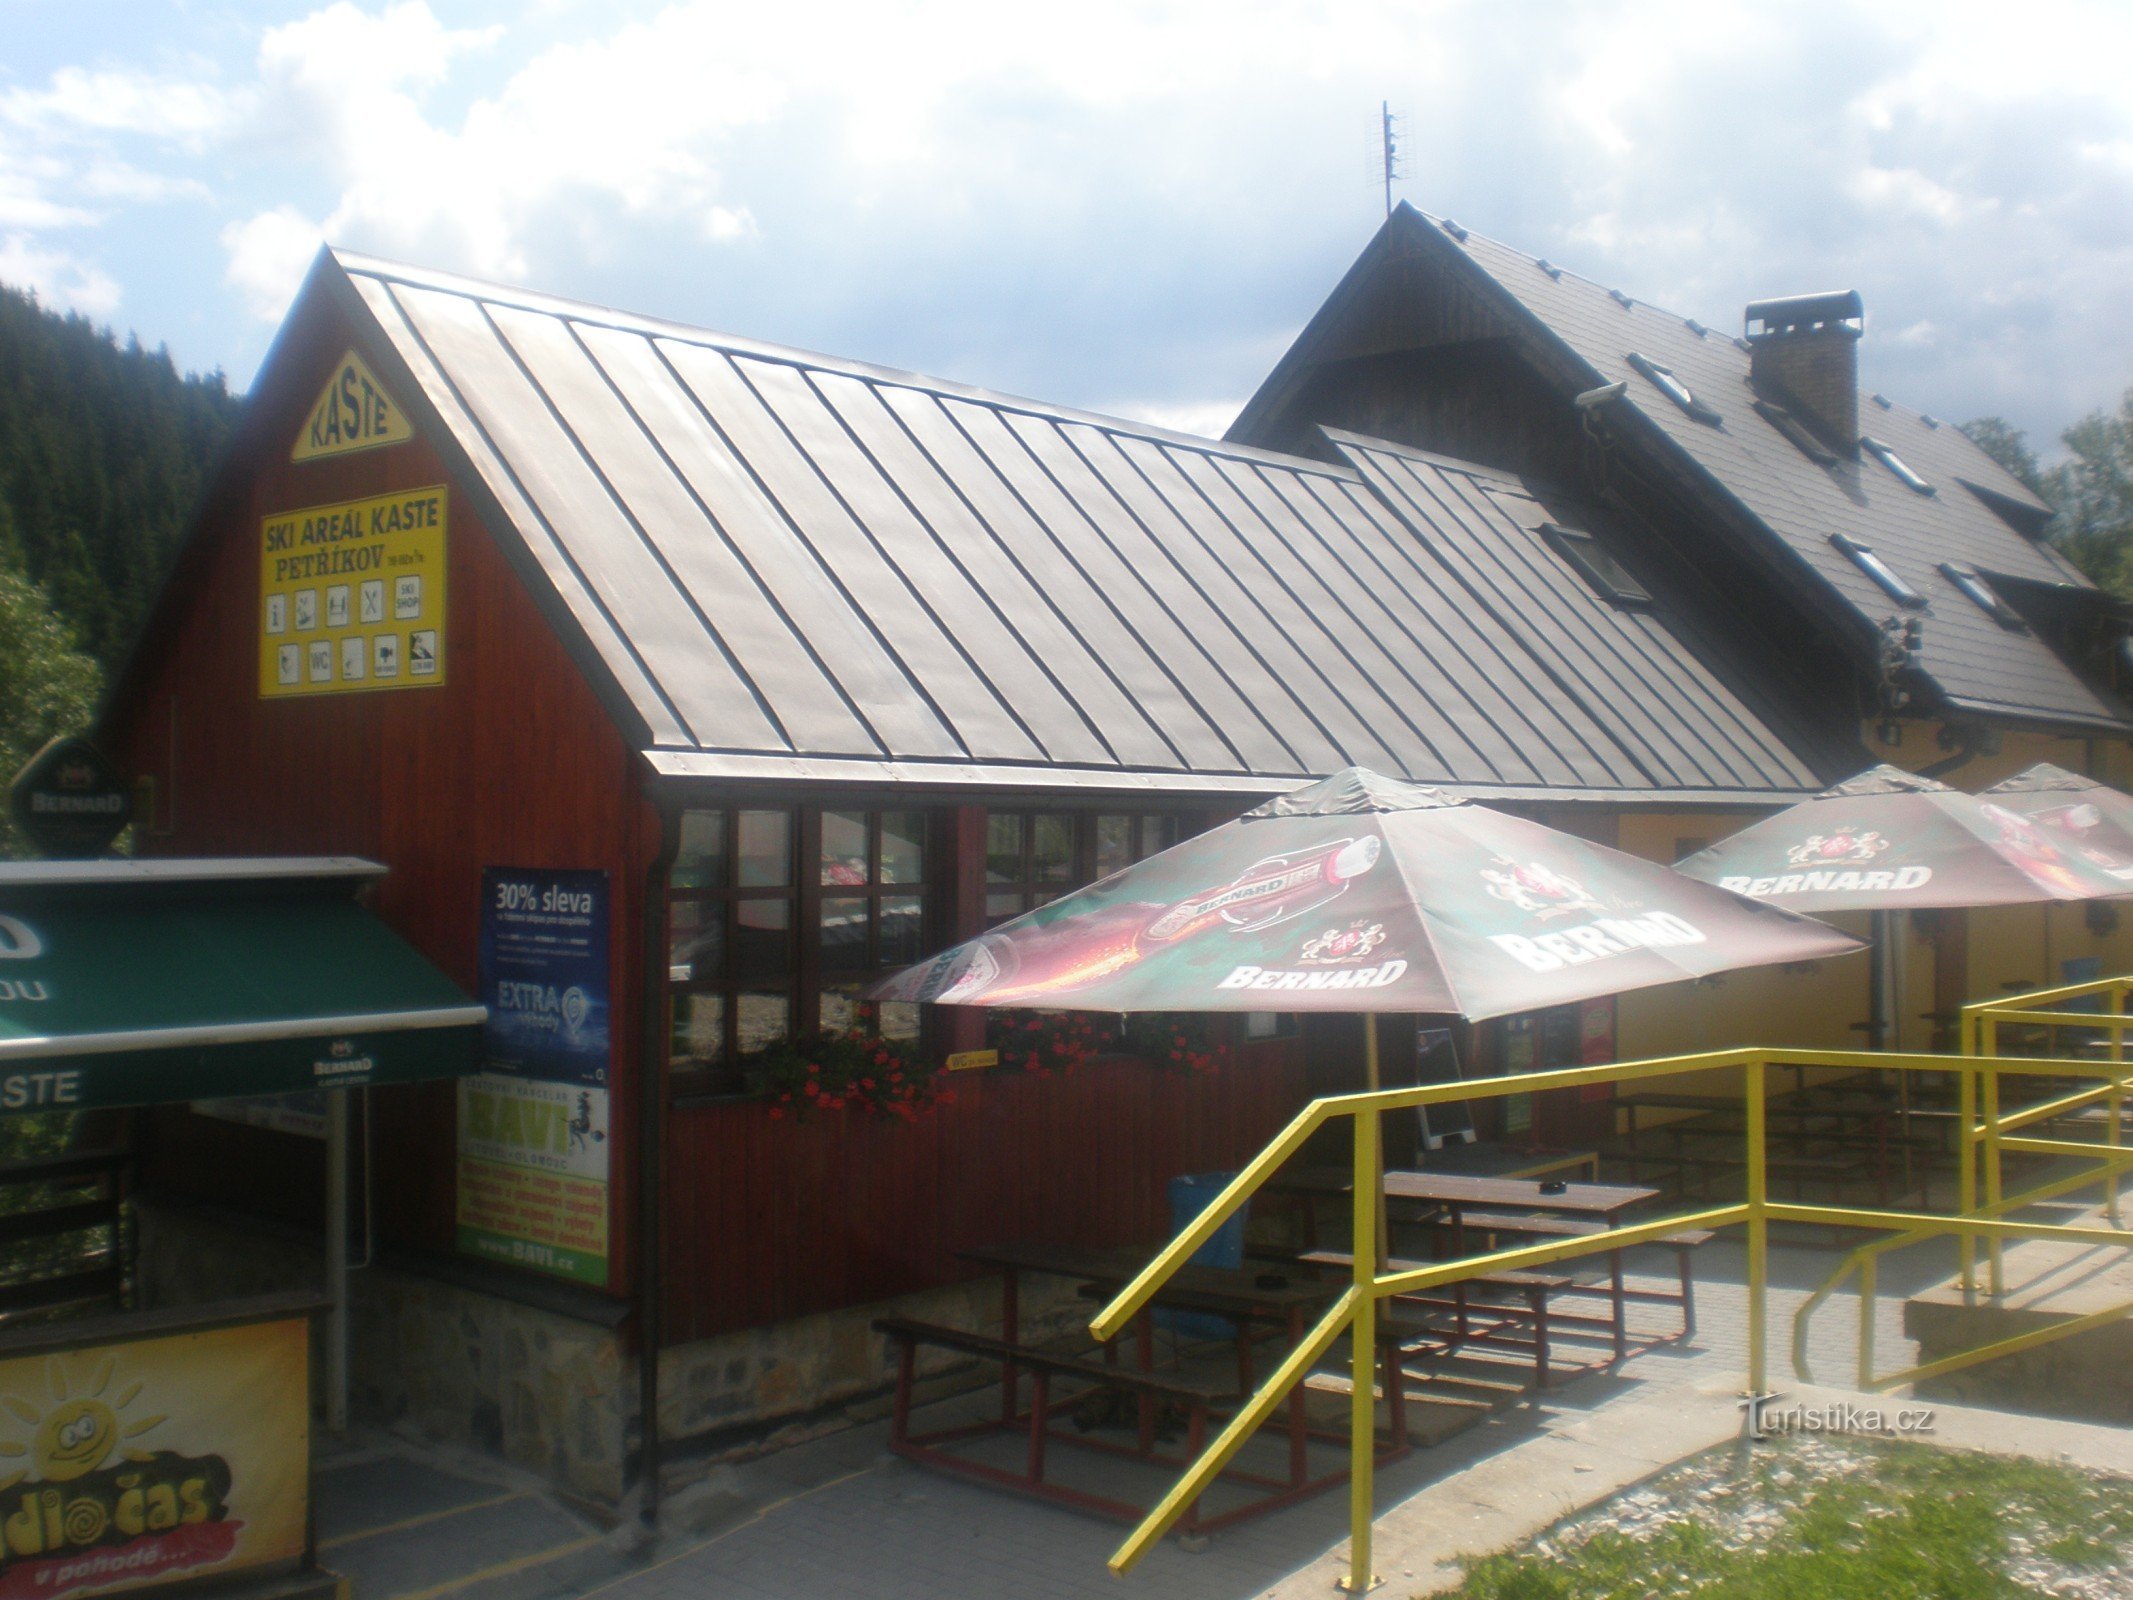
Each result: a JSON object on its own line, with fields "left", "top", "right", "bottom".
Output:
{"left": 103, "top": 289, "right": 656, "bottom": 1292}
{"left": 102, "top": 275, "right": 1315, "bottom": 1343}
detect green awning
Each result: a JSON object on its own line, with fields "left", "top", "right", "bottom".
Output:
{"left": 0, "top": 857, "right": 484, "bottom": 1112}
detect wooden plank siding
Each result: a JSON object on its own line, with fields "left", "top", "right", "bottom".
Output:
{"left": 659, "top": 1042, "right": 1305, "bottom": 1342}
{"left": 104, "top": 294, "right": 656, "bottom": 1296}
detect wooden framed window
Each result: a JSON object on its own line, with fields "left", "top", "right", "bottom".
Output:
{"left": 667, "top": 806, "right": 937, "bottom": 1097}
{"left": 668, "top": 808, "right": 798, "bottom": 1094}
{"left": 984, "top": 810, "right": 1183, "bottom": 927}
{"left": 816, "top": 809, "right": 928, "bottom": 1042}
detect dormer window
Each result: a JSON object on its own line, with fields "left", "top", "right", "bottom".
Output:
{"left": 1939, "top": 563, "right": 2029, "bottom": 632}
{"left": 1863, "top": 436, "right": 1935, "bottom": 495}
{"left": 1754, "top": 399, "right": 1838, "bottom": 465}
{"left": 1626, "top": 353, "right": 1721, "bottom": 425}
{"left": 1832, "top": 534, "right": 1925, "bottom": 607}
{"left": 1542, "top": 524, "right": 1653, "bottom": 609}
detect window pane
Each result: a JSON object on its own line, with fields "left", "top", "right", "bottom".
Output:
{"left": 735, "top": 899, "right": 791, "bottom": 983}
{"left": 737, "top": 895, "right": 792, "bottom": 1054}
{"left": 736, "top": 991, "right": 789, "bottom": 1054}
{"left": 1096, "top": 815, "right": 1133, "bottom": 879}
{"left": 1034, "top": 814, "right": 1074, "bottom": 881}
{"left": 986, "top": 813, "right": 1025, "bottom": 883}
{"left": 1140, "top": 814, "right": 1179, "bottom": 858}
{"left": 819, "top": 896, "right": 870, "bottom": 976}
{"left": 880, "top": 894, "right": 925, "bottom": 968}
{"left": 671, "top": 811, "right": 726, "bottom": 891}
{"left": 881, "top": 811, "right": 925, "bottom": 885}
{"left": 737, "top": 810, "right": 792, "bottom": 887}
{"left": 821, "top": 810, "right": 868, "bottom": 887}
{"left": 818, "top": 984, "right": 861, "bottom": 1035}
{"left": 986, "top": 892, "right": 1025, "bottom": 925}
{"left": 670, "top": 991, "right": 725, "bottom": 1064}
{"left": 878, "top": 1001, "right": 920, "bottom": 1042}
{"left": 667, "top": 900, "right": 723, "bottom": 985}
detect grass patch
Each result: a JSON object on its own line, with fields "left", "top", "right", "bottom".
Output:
{"left": 1446, "top": 1435, "right": 2133, "bottom": 1599}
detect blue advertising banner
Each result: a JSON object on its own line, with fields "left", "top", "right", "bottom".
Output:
{"left": 477, "top": 867, "right": 611, "bottom": 1086}
{"left": 458, "top": 868, "right": 612, "bottom": 1285}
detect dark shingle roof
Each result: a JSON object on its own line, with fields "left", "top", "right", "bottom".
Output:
{"left": 1234, "top": 206, "right": 2130, "bottom": 735}
{"left": 321, "top": 250, "right": 1825, "bottom": 801}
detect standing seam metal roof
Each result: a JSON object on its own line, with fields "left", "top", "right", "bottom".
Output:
{"left": 329, "top": 250, "right": 1823, "bottom": 800}
{"left": 1289, "top": 209, "right": 2129, "bottom": 734}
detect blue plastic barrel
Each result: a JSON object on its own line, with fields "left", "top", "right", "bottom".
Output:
{"left": 1162, "top": 1172, "right": 1247, "bottom": 1343}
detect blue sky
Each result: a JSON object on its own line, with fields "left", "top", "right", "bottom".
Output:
{"left": 6, "top": 0, "right": 2133, "bottom": 454}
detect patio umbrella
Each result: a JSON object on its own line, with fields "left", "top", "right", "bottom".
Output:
{"left": 1675, "top": 764, "right": 2133, "bottom": 1151}
{"left": 873, "top": 767, "right": 1858, "bottom": 1274}
{"left": 1673, "top": 764, "right": 2133, "bottom": 913}
{"left": 869, "top": 768, "right": 1860, "bottom": 1026}
{"left": 1976, "top": 764, "right": 2133, "bottom": 887}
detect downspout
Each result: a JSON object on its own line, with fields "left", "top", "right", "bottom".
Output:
{"left": 638, "top": 802, "right": 680, "bottom": 1527}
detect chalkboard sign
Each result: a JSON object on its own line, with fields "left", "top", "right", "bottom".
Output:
{"left": 1414, "top": 1025, "right": 1475, "bottom": 1150}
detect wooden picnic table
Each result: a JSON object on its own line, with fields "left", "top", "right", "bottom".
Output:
{"left": 1267, "top": 1166, "right": 1661, "bottom": 1358}
{"left": 948, "top": 1239, "right": 1401, "bottom": 1528}
{"left": 1412, "top": 1141, "right": 1599, "bottom": 1181}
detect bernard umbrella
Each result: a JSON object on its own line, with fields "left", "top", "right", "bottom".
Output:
{"left": 872, "top": 767, "right": 1859, "bottom": 1269}
{"left": 871, "top": 768, "right": 1860, "bottom": 1027}
{"left": 1673, "top": 765, "right": 2133, "bottom": 914}
{"left": 1976, "top": 764, "right": 2133, "bottom": 887}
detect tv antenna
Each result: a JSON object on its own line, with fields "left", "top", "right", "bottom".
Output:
{"left": 1380, "top": 101, "right": 1400, "bottom": 216}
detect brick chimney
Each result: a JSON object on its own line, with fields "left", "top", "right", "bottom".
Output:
{"left": 1745, "top": 290, "right": 1864, "bottom": 457}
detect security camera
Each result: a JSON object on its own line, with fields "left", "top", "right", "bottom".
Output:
{"left": 1574, "top": 381, "right": 1628, "bottom": 410}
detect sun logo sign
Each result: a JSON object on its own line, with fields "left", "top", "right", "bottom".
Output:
{"left": 0, "top": 1355, "right": 236, "bottom": 1596}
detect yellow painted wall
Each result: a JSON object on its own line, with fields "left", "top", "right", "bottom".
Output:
{"left": 1611, "top": 810, "right": 1880, "bottom": 1063}
{"left": 1863, "top": 717, "right": 2133, "bottom": 995}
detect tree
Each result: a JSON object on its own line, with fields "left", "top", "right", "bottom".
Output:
{"left": 0, "top": 500, "right": 101, "bottom": 859}
{"left": 1964, "top": 399, "right": 2133, "bottom": 598}
{"left": 1958, "top": 416, "right": 2047, "bottom": 499}
{"left": 2047, "top": 392, "right": 2133, "bottom": 599}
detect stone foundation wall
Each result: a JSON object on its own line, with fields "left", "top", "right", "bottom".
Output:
{"left": 135, "top": 1199, "right": 1080, "bottom": 1506}
{"left": 655, "top": 1273, "right": 1086, "bottom": 1450}
{"left": 136, "top": 1199, "right": 633, "bottom": 1504}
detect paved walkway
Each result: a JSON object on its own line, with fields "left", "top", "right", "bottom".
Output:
{"left": 313, "top": 1229, "right": 1956, "bottom": 1600}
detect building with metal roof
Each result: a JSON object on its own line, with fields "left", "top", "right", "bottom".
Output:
{"left": 286, "top": 250, "right": 1832, "bottom": 804}
{"left": 91, "top": 239, "right": 1897, "bottom": 1509}
{"left": 1230, "top": 203, "right": 2133, "bottom": 749}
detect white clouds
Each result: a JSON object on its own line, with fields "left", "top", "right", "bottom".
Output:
{"left": 3, "top": 0, "right": 2133, "bottom": 446}
{"left": 221, "top": 206, "right": 326, "bottom": 321}
{"left": 0, "top": 234, "right": 120, "bottom": 316}
{"left": 0, "top": 67, "right": 235, "bottom": 144}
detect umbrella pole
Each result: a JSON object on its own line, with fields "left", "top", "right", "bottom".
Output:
{"left": 1365, "top": 1014, "right": 1388, "bottom": 1272}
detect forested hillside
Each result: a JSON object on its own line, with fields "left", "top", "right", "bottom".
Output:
{"left": 0, "top": 283, "right": 239, "bottom": 665}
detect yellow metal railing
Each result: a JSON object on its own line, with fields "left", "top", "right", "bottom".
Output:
{"left": 1793, "top": 978, "right": 2133, "bottom": 1393}
{"left": 1091, "top": 1042, "right": 2133, "bottom": 1592}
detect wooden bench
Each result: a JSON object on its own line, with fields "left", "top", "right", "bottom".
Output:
{"left": 1447, "top": 1212, "right": 1712, "bottom": 1350}
{"left": 1298, "top": 1249, "right": 1572, "bottom": 1388}
{"left": 875, "top": 1316, "right": 1230, "bottom": 1529}
{"left": 874, "top": 1311, "right": 1414, "bottom": 1537}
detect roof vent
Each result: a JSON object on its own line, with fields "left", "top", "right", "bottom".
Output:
{"left": 1684, "top": 318, "right": 1710, "bottom": 339}
{"left": 1440, "top": 218, "right": 1469, "bottom": 242}
{"left": 1537, "top": 258, "right": 1563, "bottom": 280}
{"left": 1744, "top": 289, "right": 1863, "bottom": 457}
{"left": 1609, "top": 288, "right": 1634, "bottom": 309}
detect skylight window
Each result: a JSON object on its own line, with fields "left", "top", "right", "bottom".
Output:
{"left": 1754, "top": 399, "right": 1838, "bottom": 466}
{"left": 1626, "top": 353, "right": 1721, "bottom": 425}
{"left": 1542, "top": 524, "right": 1653, "bottom": 609}
{"left": 1863, "top": 437, "right": 1936, "bottom": 495}
{"left": 1831, "top": 534, "right": 1925, "bottom": 607}
{"left": 1939, "top": 563, "right": 2029, "bottom": 631}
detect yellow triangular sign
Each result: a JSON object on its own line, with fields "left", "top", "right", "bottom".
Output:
{"left": 292, "top": 350, "right": 414, "bottom": 462}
